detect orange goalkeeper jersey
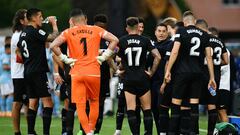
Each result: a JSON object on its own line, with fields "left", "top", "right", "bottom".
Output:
{"left": 60, "top": 25, "right": 107, "bottom": 76}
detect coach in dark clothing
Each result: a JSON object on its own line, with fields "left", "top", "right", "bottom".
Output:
{"left": 147, "top": 23, "right": 169, "bottom": 135}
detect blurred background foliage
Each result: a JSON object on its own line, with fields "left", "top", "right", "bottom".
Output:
{"left": 0, "top": 0, "right": 71, "bottom": 31}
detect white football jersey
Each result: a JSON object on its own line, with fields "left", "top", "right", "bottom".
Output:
{"left": 219, "top": 49, "right": 230, "bottom": 91}
{"left": 11, "top": 31, "right": 24, "bottom": 79}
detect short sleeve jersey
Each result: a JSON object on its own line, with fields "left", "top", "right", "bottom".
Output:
{"left": 118, "top": 34, "right": 154, "bottom": 77}
{"left": 60, "top": 25, "right": 107, "bottom": 76}
{"left": 11, "top": 31, "right": 24, "bottom": 79}
{"left": 17, "top": 25, "right": 49, "bottom": 75}
{"left": 149, "top": 38, "right": 172, "bottom": 82}
{"left": 204, "top": 35, "right": 227, "bottom": 80}
{"left": 174, "top": 25, "right": 210, "bottom": 74}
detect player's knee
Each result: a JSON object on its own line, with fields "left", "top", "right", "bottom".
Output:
{"left": 207, "top": 104, "right": 216, "bottom": 110}
{"left": 189, "top": 98, "right": 199, "bottom": 104}
{"left": 172, "top": 98, "right": 181, "bottom": 105}
{"left": 29, "top": 99, "right": 39, "bottom": 110}
{"left": 12, "top": 102, "right": 22, "bottom": 110}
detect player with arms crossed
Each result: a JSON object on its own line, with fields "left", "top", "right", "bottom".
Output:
{"left": 117, "top": 17, "right": 161, "bottom": 135}
{"left": 164, "top": 11, "right": 216, "bottom": 134}
{"left": 50, "top": 9, "right": 118, "bottom": 135}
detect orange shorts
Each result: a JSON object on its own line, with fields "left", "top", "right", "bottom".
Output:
{"left": 71, "top": 75, "right": 100, "bottom": 103}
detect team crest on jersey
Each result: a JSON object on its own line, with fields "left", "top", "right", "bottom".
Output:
{"left": 39, "top": 29, "right": 46, "bottom": 35}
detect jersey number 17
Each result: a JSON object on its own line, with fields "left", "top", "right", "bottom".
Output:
{"left": 125, "top": 47, "right": 142, "bottom": 66}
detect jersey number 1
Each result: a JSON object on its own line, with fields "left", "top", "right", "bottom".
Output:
{"left": 80, "top": 38, "right": 87, "bottom": 55}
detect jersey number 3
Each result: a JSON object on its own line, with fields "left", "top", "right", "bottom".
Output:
{"left": 21, "top": 40, "right": 29, "bottom": 58}
{"left": 125, "top": 47, "right": 142, "bottom": 66}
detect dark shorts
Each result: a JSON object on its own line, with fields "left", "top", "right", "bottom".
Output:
{"left": 123, "top": 71, "right": 150, "bottom": 97}
{"left": 13, "top": 79, "right": 28, "bottom": 104}
{"left": 172, "top": 73, "right": 203, "bottom": 100}
{"left": 199, "top": 75, "right": 220, "bottom": 105}
{"left": 24, "top": 72, "right": 51, "bottom": 98}
{"left": 100, "top": 77, "right": 110, "bottom": 97}
{"left": 59, "top": 82, "right": 70, "bottom": 101}
{"left": 217, "top": 89, "right": 230, "bottom": 110}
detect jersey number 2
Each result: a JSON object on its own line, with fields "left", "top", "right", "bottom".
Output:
{"left": 125, "top": 47, "right": 142, "bottom": 66}
{"left": 190, "top": 37, "right": 200, "bottom": 56}
{"left": 80, "top": 38, "right": 87, "bottom": 55}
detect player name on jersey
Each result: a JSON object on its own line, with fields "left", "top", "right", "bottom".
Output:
{"left": 72, "top": 29, "right": 93, "bottom": 36}
{"left": 209, "top": 38, "right": 224, "bottom": 47}
{"left": 127, "top": 39, "right": 140, "bottom": 45}
{"left": 186, "top": 29, "right": 203, "bottom": 35}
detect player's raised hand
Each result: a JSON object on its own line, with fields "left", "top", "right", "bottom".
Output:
{"left": 48, "top": 16, "right": 57, "bottom": 24}
{"left": 164, "top": 70, "right": 171, "bottom": 83}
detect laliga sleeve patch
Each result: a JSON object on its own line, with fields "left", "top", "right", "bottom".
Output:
{"left": 150, "top": 40, "right": 155, "bottom": 46}
{"left": 39, "top": 29, "right": 46, "bottom": 36}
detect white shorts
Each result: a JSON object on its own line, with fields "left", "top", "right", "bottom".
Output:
{"left": 0, "top": 81, "right": 14, "bottom": 96}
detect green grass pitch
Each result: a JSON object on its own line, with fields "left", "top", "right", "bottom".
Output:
{"left": 0, "top": 115, "right": 208, "bottom": 134}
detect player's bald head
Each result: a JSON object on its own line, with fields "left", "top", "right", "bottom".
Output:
{"left": 182, "top": 11, "right": 196, "bottom": 26}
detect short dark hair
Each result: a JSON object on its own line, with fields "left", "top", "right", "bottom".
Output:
{"left": 138, "top": 17, "right": 144, "bottom": 23}
{"left": 183, "top": 10, "right": 194, "bottom": 18}
{"left": 196, "top": 19, "right": 208, "bottom": 28}
{"left": 126, "top": 17, "right": 139, "bottom": 27}
{"left": 175, "top": 21, "right": 184, "bottom": 28}
{"left": 155, "top": 23, "right": 167, "bottom": 30}
{"left": 94, "top": 14, "right": 108, "bottom": 24}
{"left": 208, "top": 27, "right": 219, "bottom": 36}
{"left": 27, "top": 8, "right": 42, "bottom": 21}
{"left": 70, "top": 8, "right": 85, "bottom": 18}
{"left": 12, "top": 9, "right": 27, "bottom": 32}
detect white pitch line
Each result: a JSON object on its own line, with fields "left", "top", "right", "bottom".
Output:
{"left": 199, "top": 128, "right": 207, "bottom": 133}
